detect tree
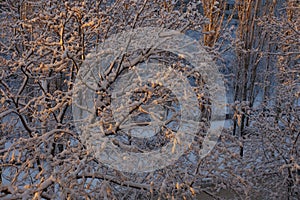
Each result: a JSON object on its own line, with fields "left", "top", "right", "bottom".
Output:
{"left": 0, "top": 0, "right": 299, "bottom": 199}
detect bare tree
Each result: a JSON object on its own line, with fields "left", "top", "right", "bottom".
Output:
{"left": 0, "top": 0, "right": 299, "bottom": 199}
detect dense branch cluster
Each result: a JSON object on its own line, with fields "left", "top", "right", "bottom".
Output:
{"left": 0, "top": 0, "right": 299, "bottom": 199}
